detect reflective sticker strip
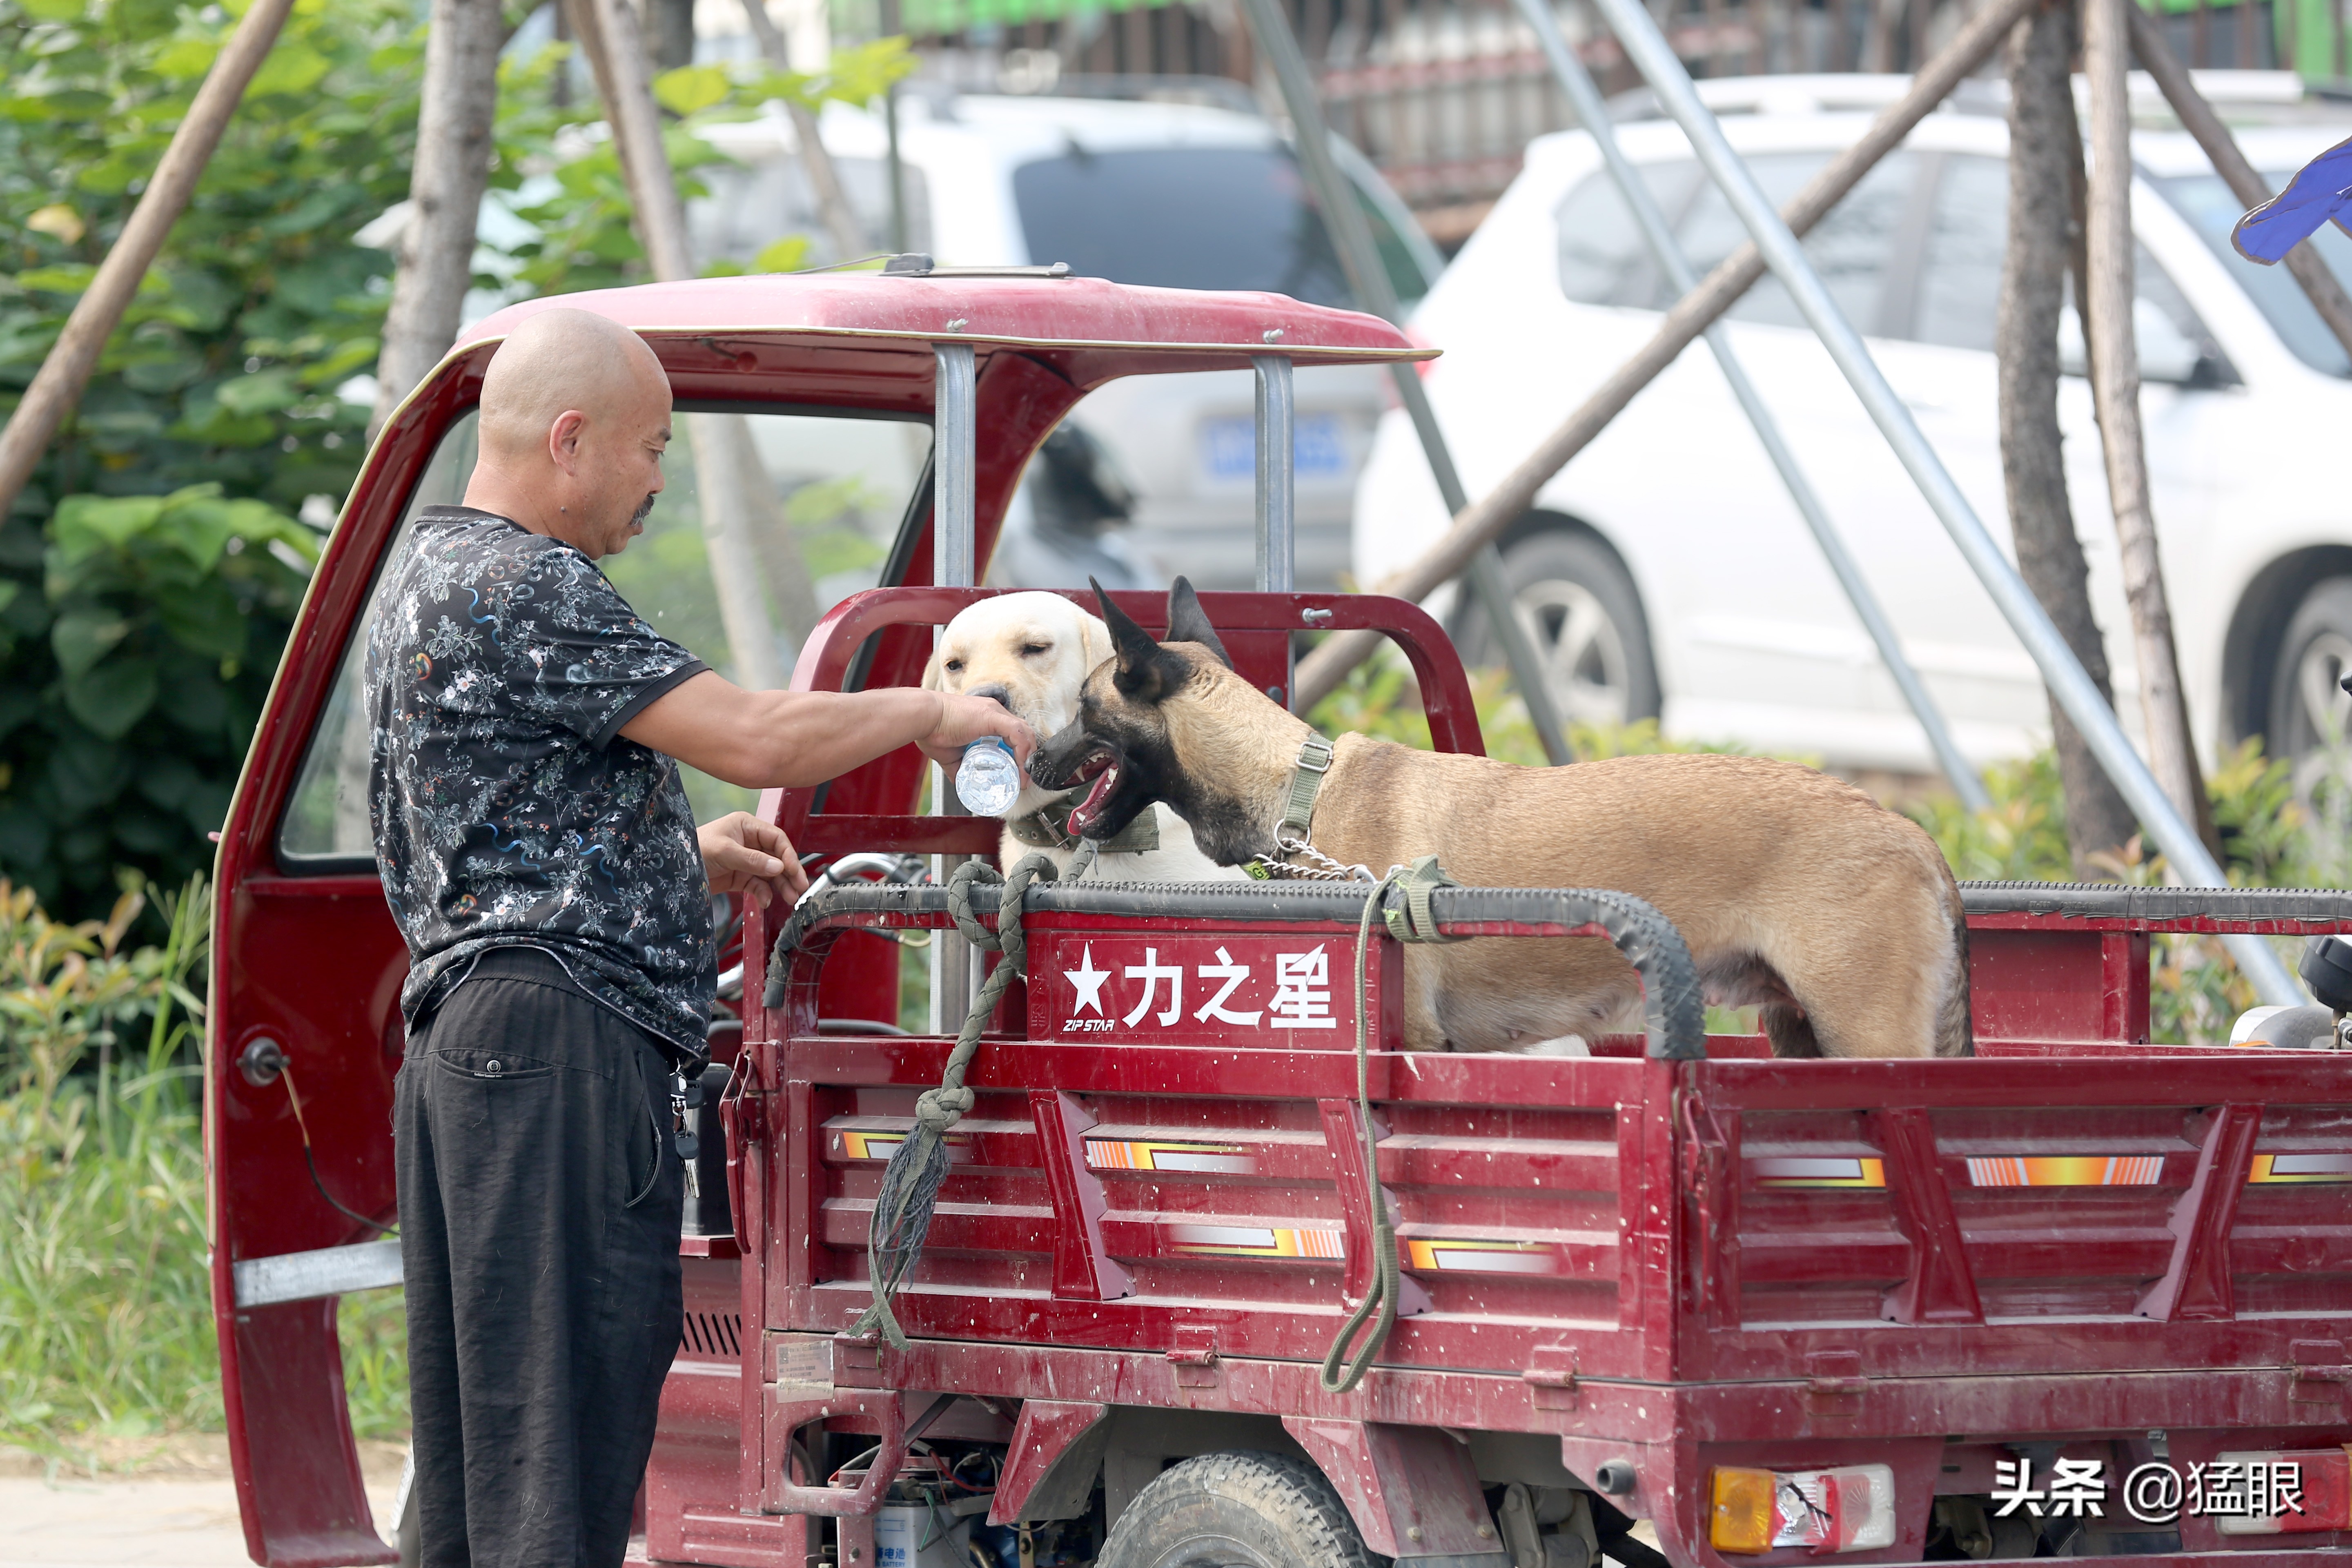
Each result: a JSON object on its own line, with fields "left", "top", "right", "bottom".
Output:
{"left": 1085, "top": 1139, "right": 1256, "bottom": 1175}
{"left": 1168, "top": 1224, "right": 1345, "bottom": 1260}
{"left": 1402, "top": 1238, "right": 1562, "bottom": 1275}
{"left": 1753, "top": 1156, "right": 1887, "bottom": 1189}
{"left": 1965, "top": 1155, "right": 2165, "bottom": 1187}
{"left": 835, "top": 1129, "right": 973, "bottom": 1163}
{"left": 2248, "top": 1152, "right": 2352, "bottom": 1184}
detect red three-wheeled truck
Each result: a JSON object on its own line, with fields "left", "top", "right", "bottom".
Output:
{"left": 209, "top": 273, "right": 2352, "bottom": 1568}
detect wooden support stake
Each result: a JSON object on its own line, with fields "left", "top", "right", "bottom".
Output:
{"left": 369, "top": 0, "right": 507, "bottom": 441}
{"left": 572, "top": 0, "right": 695, "bottom": 281}
{"left": 737, "top": 0, "right": 871, "bottom": 265}
{"left": 0, "top": 0, "right": 300, "bottom": 526}
{"left": 2126, "top": 0, "right": 2352, "bottom": 365}
{"left": 567, "top": 0, "right": 788, "bottom": 689}
{"left": 1291, "top": 0, "right": 2038, "bottom": 712}
{"left": 2084, "top": 0, "right": 2218, "bottom": 853}
{"left": 2000, "top": 0, "right": 2139, "bottom": 865}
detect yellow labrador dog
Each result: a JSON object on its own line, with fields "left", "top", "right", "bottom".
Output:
{"left": 1030, "top": 581, "right": 1973, "bottom": 1059}
{"left": 924, "top": 591, "right": 1245, "bottom": 884}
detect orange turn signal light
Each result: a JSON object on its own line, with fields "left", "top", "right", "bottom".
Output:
{"left": 1712, "top": 1466, "right": 1778, "bottom": 1554}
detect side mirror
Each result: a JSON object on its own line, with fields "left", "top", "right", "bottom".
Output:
{"left": 2134, "top": 298, "right": 2203, "bottom": 385}
{"left": 2054, "top": 303, "right": 2215, "bottom": 387}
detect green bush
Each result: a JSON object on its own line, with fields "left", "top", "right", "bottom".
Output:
{"left": 0, "top": 873, "right": 408, "bottom": 1459}
{"left": 0, "top": 486, "right": 318, "bottom": 918}
{"left": 0, "top": 872, "right": 221, "bottom": 1451}
{"left": 0, "top": 0, "right": 423, "bottom": 921}
{"left": 0, "top": 0, "right": 911, "bottom": 922}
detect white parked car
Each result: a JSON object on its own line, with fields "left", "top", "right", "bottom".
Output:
{"left": 693, "top": 89, "right": 1442, "bottom": 592}
{"left": 1353, "top": 73, "right": 2352, "bottom": 797}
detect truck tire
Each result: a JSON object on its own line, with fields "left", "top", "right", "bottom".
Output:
{"left": 2269, "top": 575, "right": 2352, "bottom": 802}
{"left": 1094, "top": 1451, "right": 1379, "bottom": 1568}
{"left": 1457, "top": 527, "right": 1661, "bottom": 730}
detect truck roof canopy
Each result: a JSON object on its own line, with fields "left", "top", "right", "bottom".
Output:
{"left": 451, "top": 273, "right": 1431, "bottom": 397}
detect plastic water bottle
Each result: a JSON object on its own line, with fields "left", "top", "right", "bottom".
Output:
{"left": 955, "top": 737, "right": 1022, "bottom": 817}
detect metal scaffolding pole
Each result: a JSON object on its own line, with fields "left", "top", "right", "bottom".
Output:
{"left": 1234, "top": 0, "right": 1575, "bottom": 765}
{"left": 1254, "top": 353, "right": 1297, "bottom": 595}
{"left": 930, "top": 342, "right": 978, "bottom": 1032}
{"left": 1509, "top": 0, "right": 1990, "bottom": 813}
{"left": 1288, "top": 0, "right": 2038, "bottom": 713}
{"left": 1584, "top": 0, "right": 2305, "bottom": 1006}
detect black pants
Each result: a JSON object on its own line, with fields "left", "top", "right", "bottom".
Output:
{"left": 395, "top": 947, "right": 684, "bottom": 1568}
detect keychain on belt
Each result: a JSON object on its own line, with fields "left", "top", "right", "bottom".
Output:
{"left": 669, "top": 1065, "right": 705, "bottom": 1162}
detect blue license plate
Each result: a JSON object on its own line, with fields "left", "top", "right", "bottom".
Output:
{"left": 1200, "top": 412, "right": 1351, "bottom": 483}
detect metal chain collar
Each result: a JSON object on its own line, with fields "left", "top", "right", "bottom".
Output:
{"left": 1251, "top": 835, "right": 1376, "bottom": 883}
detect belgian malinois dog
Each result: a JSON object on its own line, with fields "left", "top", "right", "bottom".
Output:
{"left": 1032, "top": 581, "right": 1971, "bottom": 1059}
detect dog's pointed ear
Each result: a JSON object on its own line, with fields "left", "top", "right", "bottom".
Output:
{"left": 1093, "top": 579, "right": 1158, "bottom": 675}
{"left": 1164, "top": 577, "right": 1233, "bottom": 670}
{"left": 1093, "top": 577, "right": 1183, "bottom": 702}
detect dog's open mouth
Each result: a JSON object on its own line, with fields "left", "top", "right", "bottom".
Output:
{"left": 1063, "top": 751, "right": 1121, "bottom": 837}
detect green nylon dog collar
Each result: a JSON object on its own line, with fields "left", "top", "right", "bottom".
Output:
{"left": 1279, "top": 734, "right": 1335, "bottom": 841}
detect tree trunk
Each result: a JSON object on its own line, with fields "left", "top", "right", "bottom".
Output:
{"left": 1998, "top": 0, "right": 2138, "bottom": 867}
{"left": 722, "top": 414, "right": 821, "bottom": 652}
{"left": 0, "top": 0, "right": 299, "bottom": 524}
{"left": 2125, "top": 2, "right": 2352, "bottom": 366}
{"left": 368, "top": 0, "right": 505, "bottom": 443}
{"left": 568, "top": 0, "right": 789, "bottom": 690}
{"left": 2082, "top": 0, "right": 2222, "bottom": 859}
{"left": 738, "top": 0, "right": 869, "bottom": 264}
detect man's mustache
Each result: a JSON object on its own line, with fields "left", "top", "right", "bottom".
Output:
{"left": 630, "top": 493, "right": 656, "bottom": 528}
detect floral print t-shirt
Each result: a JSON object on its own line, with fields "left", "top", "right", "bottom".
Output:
{"left": 367, "top": 506, "right": 714, "bottom": 1063}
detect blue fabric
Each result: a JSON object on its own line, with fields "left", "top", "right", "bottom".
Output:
{"left": 2233, "top": 134, "right": 2352, "bottom": 263}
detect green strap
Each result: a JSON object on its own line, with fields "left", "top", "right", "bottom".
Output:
{"left": 1279, "top": 734, "right": 1335, "bottom": 841}
{"left": 1319, "top": 853, "right": 1463, "bottom": 1394}
{"left": 1382, "top": 854, "right": 1465, "bottom": 946}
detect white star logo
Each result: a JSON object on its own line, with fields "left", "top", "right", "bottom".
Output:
{"left": 1066, "top": 944, "right": 1112, "bottom": 1016}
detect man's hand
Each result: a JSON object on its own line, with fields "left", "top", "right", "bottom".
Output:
{"left": 698, "top": 812, "right": 808, "bottom": 909}
{"left": 915, "top": 691, "right": 1038, "bottom": 771}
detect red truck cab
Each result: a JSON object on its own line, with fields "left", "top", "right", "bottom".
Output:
{"left": 211, "top": 274, "right": 2352, "bottom": 1568}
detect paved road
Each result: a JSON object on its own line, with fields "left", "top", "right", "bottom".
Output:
{"left": 0, "top": 1445, "right": 1660, "bottom": 1566}
{"left": 0, "top": 1444, "right": 403, "bottom": 1568}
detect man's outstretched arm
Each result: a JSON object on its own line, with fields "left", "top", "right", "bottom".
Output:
{"left": 619, "top": 671, "right": 1033, "bottom": 789}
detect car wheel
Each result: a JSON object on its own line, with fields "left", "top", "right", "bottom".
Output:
{"left": 1459, "top": 528, "right": 1660, "bottom": 728}
{"left": 1094, "top": 1451, "right": 1377, "bottom": 1568}
{"left": 2267, "top": 575, "right": 2352, "bottom": 805}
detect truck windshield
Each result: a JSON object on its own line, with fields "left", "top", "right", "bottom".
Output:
{"left": 2155, "top": 169, "right": 2352, "bottom": 379}
{"left": 276, "top": 405, "right": 932, "bottom": 871}
{"left": 1011, "top": 145, "right": 1425, "bottom": 311}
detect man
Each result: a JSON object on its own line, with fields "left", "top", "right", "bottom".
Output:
{"left": 368, "top": 307, "right": 1031, "bottom": 1568}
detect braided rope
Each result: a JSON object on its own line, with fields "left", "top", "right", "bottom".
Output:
{"left": 852, "top": 840, "right": 1096, "bottom": 1351}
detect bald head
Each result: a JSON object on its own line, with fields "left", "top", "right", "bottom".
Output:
{"left": 479, "top": 308, "right": 668, "bottom": 459}
{"left": 464, "top": 308, "right": 673, "bottom": 559}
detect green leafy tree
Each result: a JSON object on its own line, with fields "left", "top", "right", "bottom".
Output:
{"left": 0, "top": 0, "right": 420, "bottom": 917}
{"left": 0, "top": 0, "right": 905, "bottom": 919}
{"left": 507, "top": 41, "right": 911, "bottom": 295}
